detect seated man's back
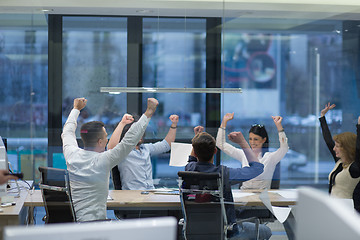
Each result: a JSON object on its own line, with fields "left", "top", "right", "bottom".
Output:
{"left": 185, "top": 130, "right": 271, "bottom": 239}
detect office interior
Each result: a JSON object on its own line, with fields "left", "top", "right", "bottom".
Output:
{"left": 1, "top": 0, "right": 360, "bottom": 239}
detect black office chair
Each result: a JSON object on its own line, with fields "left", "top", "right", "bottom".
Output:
{"left": 38, "top": 166, "right": 77, "bottom": 223}
{"left": 111, "top": 166, "right": 123, "bottom": 219}
{"left": 178, "top": 171, "right": 231, "bottom": 240}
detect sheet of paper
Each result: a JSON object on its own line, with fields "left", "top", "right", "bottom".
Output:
{"left": 259, "top": 190, "right": 291, "bottom": 223}
{"left": 170, "top": 142, "right": 192, "bottom": 166}
{"left": 231, "top": 190, "right": 256, "bottom": 198}
{"left": 270, "top": 189, "right": 298, "bottom": 199}
{"left": 148, "top": 188, "right": 178, "bottom": 192}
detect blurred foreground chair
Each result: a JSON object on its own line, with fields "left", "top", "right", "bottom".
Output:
{"left": 38, "top": 166, "right": 76, "bottom": 223}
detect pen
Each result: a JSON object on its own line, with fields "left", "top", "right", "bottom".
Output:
{"left": 1, "top": 202, "right": 16, "bottom": 207}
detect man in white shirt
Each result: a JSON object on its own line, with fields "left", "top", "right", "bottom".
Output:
{"left": 62, "top": 97, "right": 158, "bottom": 221}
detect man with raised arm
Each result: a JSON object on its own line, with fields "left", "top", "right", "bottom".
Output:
{"left": 186, "top": 126, "right": 271, "bottom": 239}
{"left": 108, "top": 114, "right": 179, "bottom": 190}
{"left": 62, "top": 97, "right": 158, "bottom": 221}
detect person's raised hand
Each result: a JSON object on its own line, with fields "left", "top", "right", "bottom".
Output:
{"left": 272, "top": 116, "right": 283, "bottom": 130}
{"left": 194, "top": 126, "right": 204, "bottom": 136}
{"left": 144, "top": 98, "right": 159, "bottom": 118}
{"left": 223, "top": 113, "right": 234, "bottom": 123}
{"left": 73, "top": 98, "right": 87, "bottom": 111}
{"left": 169, "top": 115, "right": 179, "bottom": 126}
{"left": 220, "top": 112, "right": 234, "bottom": 128}
{"left": 120, "top": 114, "right": 134, "bottom": 125}
{"left": 228, "top": 131, "right": 246, "bottom": 145}
{"left": 320, "top": 102, "right": 335, "bottom": 117}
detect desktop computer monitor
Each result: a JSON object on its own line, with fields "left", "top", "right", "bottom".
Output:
{"left": 296, "top": 187, "right": 360, "bottom": 240}
{"left": 0, "top": 136, "right": 8, "bottom": 197}
{"left": 4, "top": 216, "right": 178, "bottom": 240}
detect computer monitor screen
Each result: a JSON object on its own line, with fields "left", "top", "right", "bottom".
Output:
{"left": 4, "top": 217, "right": 178, "bottom": 240}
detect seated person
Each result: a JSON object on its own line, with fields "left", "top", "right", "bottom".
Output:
{"left": 108, "top": 114, "right": 179, "bottom": 190}
{"left": 186, "top": 126, "right": 272, "bottom": 240}
{"left": 216, "top": 113, "right": 288, "bottom": 190}
{"left": 62, "top": 97, "right": 158, "bottom": 221}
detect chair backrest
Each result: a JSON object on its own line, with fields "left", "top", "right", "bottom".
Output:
{"left": 111, "top": 166, "right": 122, "bottom": 190}
{"left": 270, "top": 162, "right": 281, "bottom": 189}
{"left": 38, "top": 166, "right": 76, "bottom": 223}
{"left": 296, "top": 187, "right": 360, "bottom": 240}
{"left": 178, "top": 171, "right": 228, "bottom": 240}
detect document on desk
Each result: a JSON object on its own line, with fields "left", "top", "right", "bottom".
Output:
{"left": 231, "top": 190, "right": 255, "bottom": 198}
{"left": 170, "top": 142, "right": 192, "bottom": 167}
{"left": 271, "top": 189, "right": 298, "bottom": 199}
{"left": 150, "top": 188, "right": 179, "bottom": 195}
{"left": 259, "top": 190, "right": 291, "bottom": 223}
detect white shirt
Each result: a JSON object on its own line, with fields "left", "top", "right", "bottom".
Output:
{"left": 62, "top": 109, "right": 150, "bottom": 221}
{"left": 216, "top": 127, "right": 288, "bottom": 189}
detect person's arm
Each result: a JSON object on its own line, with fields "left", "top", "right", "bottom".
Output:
{"left": 107, "top": 114, "right": 134, "bottom": 150}
{"left": 164, "top": 114, "right": 179, "bottom": 146}
{"left": 220, "top": 112, "right": 234, "bottom": 129}
{"left": 319, "top": 102, "right": 337, "bottom": 162}
{"left": 103, "top": 98, "right": 158, "bottom": 168}
{"left": 0, "top": 170, "right": 18, "bottom": 185}
{"left": 216, "top": 113, "right": 246, "bottom": 162}
{"left": 185, "top": 126, "right": 203, "bottom": 170}
{"left": 61, "top": 98, "right": 87, "bottom": 158}
{"left": 228, "top": 162, "right": 264, "bottom": 181}
{"left": 269, "top": 116, "right": 289, "bottom": 162}
{"left": 228, "top": 131, "right": 259, "bottom": 164}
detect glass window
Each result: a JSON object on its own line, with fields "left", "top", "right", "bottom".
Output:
{"left": 0, "top": 14, "right": 48, "bottom": 181}
{"left": 62, "top": 16, "right": 127, "bottom": 137}
{"left": 221, "top": 18, "right": 346, "bottom": 189}
{"left": 142, "top": 18, "right": 207, "bottom": 187}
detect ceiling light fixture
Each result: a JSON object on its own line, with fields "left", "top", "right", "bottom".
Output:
{"left": 136, "top": 9, "right": 153, "bottom": 14}
{"left": 101, "top": 87, "right": 242, "bottom": 94}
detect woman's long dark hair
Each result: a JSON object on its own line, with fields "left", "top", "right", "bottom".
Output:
{"left": 249, "top": 124, "right": 269, "bottom": 156}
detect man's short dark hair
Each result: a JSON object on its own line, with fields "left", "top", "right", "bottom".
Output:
{"left": 80, "top": 121, "right": 105, "bottom": 148}
{"left": 192, "top": 132, "right": 216, "bottom": 162}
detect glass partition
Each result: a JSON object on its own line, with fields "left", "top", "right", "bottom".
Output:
{"left": 2, "top": 1, "right": 360, "bottom": 191}
{"left": 221, "top": 9, "right": 360, "bottom": 190}
{"left": 0, "top": 13, "right": 48, "bottom": 182}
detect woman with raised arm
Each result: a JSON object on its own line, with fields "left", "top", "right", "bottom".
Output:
{"left": 216, "top": 113, "right": 288, "bottom": 189}
{"left": 319, "top": 102, "right": 360, "bottom": 212}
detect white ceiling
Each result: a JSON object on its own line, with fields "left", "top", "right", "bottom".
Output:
{"left": 1, "top": 0, "right": 360, "bottom": 20}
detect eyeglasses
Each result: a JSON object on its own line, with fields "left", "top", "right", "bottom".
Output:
{"left": 251, "top": 124, "right": 264, "bottom": 128}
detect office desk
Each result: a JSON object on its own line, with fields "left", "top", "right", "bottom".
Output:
{"left": 0, "top": 183, "right": 31, "bottom": 240}
{"left": 24, "top": 189, "right": 297, "bottom": 210}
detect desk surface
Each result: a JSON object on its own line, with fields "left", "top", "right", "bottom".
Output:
{"left": 0, "top": 181, "right": 31, "bottom": 240}
{"left": 0, "top": 181, "right": 30, "bottom": 219}
{"left": 24, "top": 189, "right": 297, "bottom": 209}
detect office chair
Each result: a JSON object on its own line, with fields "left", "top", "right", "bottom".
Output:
{"left": 111, "top": 166, "right": 123, "bottom": 219}
{"left": 178, "top": 171, "right": 231, "bottom": 240}
{"left": 38, "top": 166, "right": 77, "bottom": 223}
